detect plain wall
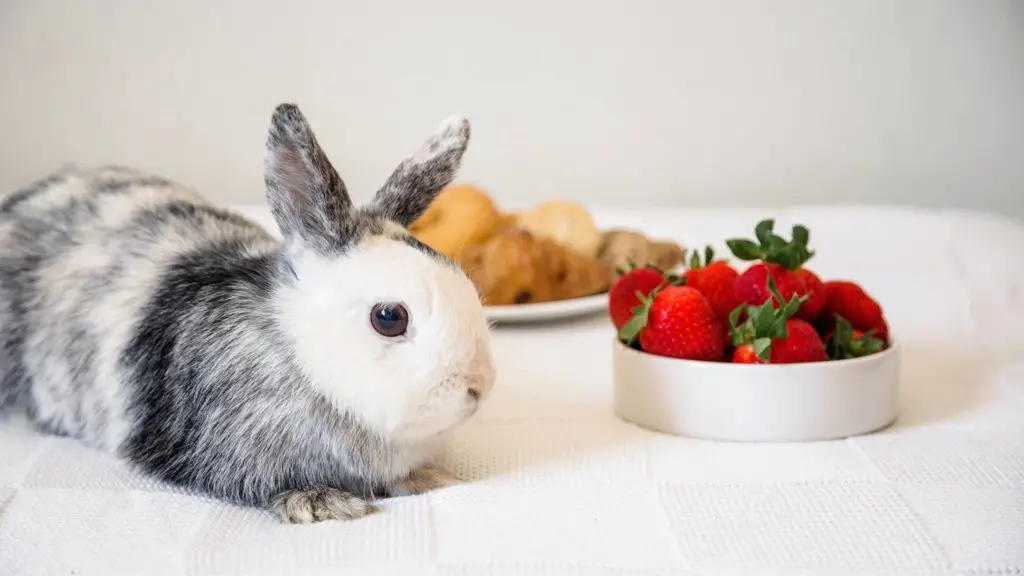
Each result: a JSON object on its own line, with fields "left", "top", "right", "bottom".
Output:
{"left": 1, "top": 0, "right": 1022, "bottom": 218}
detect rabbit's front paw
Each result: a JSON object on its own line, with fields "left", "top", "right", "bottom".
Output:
{"left": 270, "top": 487, "right": 378, "bottom": 524}
{"left": 392, "top": 464, "right": 462, "bottom": 496}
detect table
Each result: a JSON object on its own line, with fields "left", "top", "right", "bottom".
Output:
{"left": 1, "top": 204, "right": 1023, "bottom": 575}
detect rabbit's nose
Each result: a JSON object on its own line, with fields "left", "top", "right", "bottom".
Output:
{"left": 467, "top": 387, "right": 481, "bottom": 401}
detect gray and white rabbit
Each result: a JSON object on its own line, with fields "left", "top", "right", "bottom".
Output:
{"left": 0, "top": 103, "right": 496, "bottom": 523}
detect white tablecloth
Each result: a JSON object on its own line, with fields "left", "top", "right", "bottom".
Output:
{"left": 2, "top": 204, "right": 1023, "bottom": 576}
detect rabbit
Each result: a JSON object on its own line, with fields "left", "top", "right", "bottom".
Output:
{"left": 0, "top": 103, "right": 496, "bottom": 523}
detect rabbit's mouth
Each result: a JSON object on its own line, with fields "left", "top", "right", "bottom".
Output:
{"left": 390, "top": 395, "right": 481, "bottom": 443}
{"left": 453, "top": 388, "right": 485, "bottom": 421}
{"left": 464, "top": 394, "right": 482, "bottom": 419}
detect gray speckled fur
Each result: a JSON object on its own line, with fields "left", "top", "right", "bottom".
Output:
{"left": 0, "top": 103, "right": 471, "bottom": 517}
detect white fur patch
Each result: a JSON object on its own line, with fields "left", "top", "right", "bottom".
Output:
{"left": 412, "top": 115, "right": 469, "bottom": 163}
{"left": 275, "top": 235, "right": 495, "bottom": 445}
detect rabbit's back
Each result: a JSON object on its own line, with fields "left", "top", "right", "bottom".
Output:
{"left": 0, "top": 165, "right": 276, "bottom": 452}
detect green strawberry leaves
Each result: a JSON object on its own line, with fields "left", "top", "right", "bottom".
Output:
{"left": 755, "top": 219, "right": 775, "bottom": 246}
{"left": 687, "top": 245, "right": 718, "bottom": 270}
{"left": 727, "top": 274, "right": 807, "bottom": 362}
{"left": 792, "top": 224, "right": 809, "bottom": 247}
{"left": 725, "top": 218, "right": 815, "bottom": 270}
{"left": 664, "top": 273, "right": 687, "bottom": 287}
{"left": 725, "top": 239, "right": 761, "bottom": 261}
{"left": 618, "top": 290, "right": 654, "bottom": 345}
{"left": 753, "top": 337, "right": 772, "bottom": 360}
{"left": 616, "top": 256, "right": 684, "bottom": 278}
{"left": 826, "top": 315, "right": 885, "bottom": 360}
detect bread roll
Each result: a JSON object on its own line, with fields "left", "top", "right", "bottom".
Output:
{"left": 514, "top": 200, "right": 602, "bottom": 257}
{"left": 409, "top": 183, "right": 505, "bottom": 261}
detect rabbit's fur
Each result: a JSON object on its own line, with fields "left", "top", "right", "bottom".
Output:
{"left": 0, "top": 103, "right": 495, "bottom": 523}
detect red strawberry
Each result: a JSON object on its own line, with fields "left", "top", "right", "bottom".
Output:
{"left": 682, "top": 245, "right": 742, "bottom": 328}
{"left": 734, "top": 262, "right": 806, "bottom": 309}
{"left": 732, "top": 344, "right": 765, "bottom": 364}
{"left": 728, "top": 275, "right": 826, "bottom": 364}
{"left": 794, "top": 267, "right": 826, "bottom": 321}
{"left": 619, "top": 285, "right": 724, "bottom": 361}
{"left": 824, "top": 315, "right": 886, "bottom": 359}
{"left": 608, "top": 264, "right": 676, "bottom": 331}
{"left": 770, "top": 319, "right": 828, "bottom": 363}
{"left": 726, "top": 219, "right": 816, "bottom": 316}
{"left": 821, "top": 280, "right": 889, "bottom": 343}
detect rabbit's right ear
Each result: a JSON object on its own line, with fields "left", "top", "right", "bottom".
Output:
{"left": 264, "top": 103, "right": 353, "bottom": 252}
{"left": 369, "top": 115, "right": 471, "bottom": 229}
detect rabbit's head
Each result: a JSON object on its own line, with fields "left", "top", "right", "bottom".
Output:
{"left": 266, "top": 103, "right": 495, "bottom": 445}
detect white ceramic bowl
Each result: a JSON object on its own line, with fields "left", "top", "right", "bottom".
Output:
{"left": 611, "top": 338, "right": 901, "bottom": 442}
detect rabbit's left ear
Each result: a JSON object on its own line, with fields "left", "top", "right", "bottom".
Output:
{"left": 264, "top": 103, "right": 354, "bottom": 252}
{"left": 370, "top": 115, "right": 471, "bottom": 228}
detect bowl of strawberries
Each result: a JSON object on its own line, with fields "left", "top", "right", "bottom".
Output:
{"left": 608, "top": 218, "right": 900, "bottom": 442}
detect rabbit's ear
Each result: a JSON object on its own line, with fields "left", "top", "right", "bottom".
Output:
{"left": 370, "top": 115, "right": 470, "bottom": 228}
{"left": 264, "top": 103, "right": 353, "bottom": 251}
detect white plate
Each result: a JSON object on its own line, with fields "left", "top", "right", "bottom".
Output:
{"left": 485, "top": 293, "right": 609, "bottom": 323}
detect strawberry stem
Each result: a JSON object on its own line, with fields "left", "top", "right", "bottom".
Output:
{"left": 727, "top": 275, "right": 806, "bottom": 363}
{"left": 618, "top": 283, "right": 666, "bottom": 345}
{"left": 725, "top": 218, "right": 815, "bottom": 270}
{"left": 664, "top": 273, "right": 687, "bottom": 287}
{"left": 753, "top": 337, "right": 772, "bottom": 361}
{"left": 826, "top": 315, "right": 885, "bottom": 359}
{"left": 687, "top": 245, "right": 718, "bottom": 270}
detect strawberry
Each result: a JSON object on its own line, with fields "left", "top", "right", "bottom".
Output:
{"left": 726, "top": 219, "right": 815, "bottom": 312}
{"left": 794, "top": 267, "right": 826, "bottom": 322}
{"left": 728, "top": 275, "right": 826, "bottom": 364}
{"left": 731, "top": 344, "right": 764, "bottom": 364}
{"left": 682, "top": 245, "right": 742, "bottom": 328}
{"left": 734, "top": 262, "right": 806, "bottom": 310}
{"left": 619, "top": 285, "right": 724, "bottom": 361}
{"left": 824, "top": 315, "right": 886, "bottom": 360}
{"left": 821, "top": 280, "right": 889, "bottom": 343}
{"left": 771, "top": 319, "right": 829, "bottom": 364}
{"left": 607, "top": 261, "right": 681, "bottom": 331}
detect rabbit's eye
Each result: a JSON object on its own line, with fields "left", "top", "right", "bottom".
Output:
{"left": 370, "top": 302, "right": 409, "bottom": 338}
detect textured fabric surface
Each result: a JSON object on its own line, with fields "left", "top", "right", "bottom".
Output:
{"left": 2, "top": 204, "right": 1023, "bottom": 576}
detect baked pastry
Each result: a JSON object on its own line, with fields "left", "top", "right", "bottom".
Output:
{"left": 460, "top": 228, "right": 612, "bottom": 306}
{"left": 409, "top": 183, "right": 506, "bottom": 260}
{"left": 498, "top": 211, "right": 520, "bottom": 231}
{"left": 514, "top": 200, "right": 602, "bottom": 258}
{"left": 597, "top": 229, "right": 684, "bottom": 275}
{"left": 548, "top": 235, "right": 614, "bottom": 301}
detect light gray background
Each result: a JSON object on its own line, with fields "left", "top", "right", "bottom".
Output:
{"left": 1, "top": 1, "right": 1022, "bottom": 219}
